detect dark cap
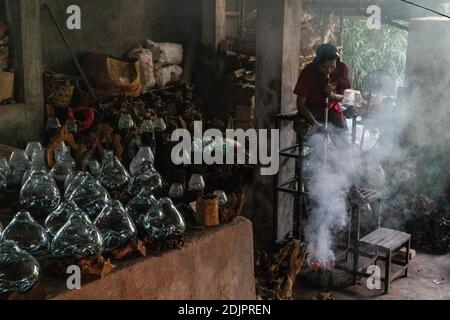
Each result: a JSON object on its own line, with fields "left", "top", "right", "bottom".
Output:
{"left": 314, "top": 43, "right": 340, "bottom": 65}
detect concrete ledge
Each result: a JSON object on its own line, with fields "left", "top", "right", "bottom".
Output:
{"left": 48, "top": 217, "right": 256, "bottom": 300}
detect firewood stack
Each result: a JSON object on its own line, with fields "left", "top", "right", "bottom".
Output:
{"left": 0, "top": 20, "right": 14, "bottom": 105}
{"left": 255, "top": 240, "right": 308, "bottom": 300}
{"left": 222, "top": 52, "right": 256, "bottom": 131}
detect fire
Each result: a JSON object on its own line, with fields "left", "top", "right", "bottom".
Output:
{"left": 311, "top": 262, "right": 321, "bottom": 272}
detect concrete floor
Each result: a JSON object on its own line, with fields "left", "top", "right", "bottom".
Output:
{"left": 294, "top": 251, "right": 450, "bottom": 300}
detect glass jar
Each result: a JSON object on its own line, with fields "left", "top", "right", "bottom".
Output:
{"left": 213, "top": 190, "right": 228, "bottom": 206}
{"left": 128, "top": 167, "right": 163, "bottom": 197}
{"left": 125, "top": 189, "right": 159, "bottom": 228}
{"left": 51, "top": 212, "right": 104, "bottom": 257}
{"left": 0, "top": 239, "right": 42, "bottom": 294}
{"left": 20, "top": 170, "right": 61, "bottom": 213}
{"left": 118, "top": 114, "right": 135, "bottom": 130}
{"left": 25, "top": 142, "right": 43, "bottom": 161}
{"left": 66, "top": 172, "right": 111, "bottom": 218}
{"left": 45, "top": 200, "right": 91, "bottom": 239}
{"left": 169, "top": 183, "right": 184, "bottom": 200}
{"left": 98, "top": 150, "right": 131, "bottom": 191}
{"left": 188, "top": 174, "right": 206, "bottom": 191}
{"left": 142, "top": 197, "right": 186, "bottom": 240}
{"left": 1, "top": 211, "right": 49, "bottom": 256}
{"left": 8, "top": 151, "right": 30, "bottom": 187}
{"left": 94, "top": 201, "right": 137, "bottom": 252}
{"left": 50, "top": 159, "right": 74, "bottom": 184}
{"left": 129, "top": 147, "right": 155, "bottom": 176}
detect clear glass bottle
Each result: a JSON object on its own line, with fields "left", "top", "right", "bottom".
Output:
{"left": 25, "top": 142, "right": 43, "bottom": 161}
{"left": 8, "top": 151, "right": 30, "bottom": 187}
{"left": 128, "top": 167, "right": 163, "bottom": 197}
{"left": 94, "top": 201, "right": 137, "bottom": 252}
{"left": 169, "top": 183, "right": 184, "bottom": 200}
{"left": 20, "top": 170, "right": 61, "bottom": 213}
{"left": 1, "top": 211, "right": 49, "bottom": 256}
{"left": 0, "top": 239, "right": 42, "bottom": 294}
{"left": 50, "top": 159, "right": 74, "bottom": 184}
{"left": 213, "top": 190, "right": 228, "bottom": 206}
{"left": 129, "top": 147, "right": 155, "bottom": 176}
{"left": 125, "top": 189, "right": 159, "bottom": 228}
{"left": 66, "top": 172, "right": 111, "bottom": 218}
{"left": 51, "top": 212, "right": 104, "bottom": 257}
{"left": 98, "top": 150, "right": 131, "bottom": 191}
{"left": 0, "top": 157, "right": 10, "bottom": 176}
{"left": 118, "top": 114, "right": 135, "bottom": 130}
{"left": 22, "top": 148, "right": 49, "bottom": 186}
{"left": 188, "top": 174, "right": 206, "bottom": 191}
{"left": 142, "top": 197, "right": 186, "bottom": 240}
{"left": 45, "top": 200, "right": 91, "bottom": 239}
{"left": 0, "top": 171, "right": 7, "bottom": 201}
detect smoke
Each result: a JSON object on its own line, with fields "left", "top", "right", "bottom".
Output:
{"left": 303, "top": 17, "right": 450, "bottom": 264}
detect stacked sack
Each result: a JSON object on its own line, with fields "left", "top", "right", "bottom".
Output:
{"left": 127, "top": 41, "right": 184, "bottom": 92}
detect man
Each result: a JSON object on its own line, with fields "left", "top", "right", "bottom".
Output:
{"left": 295, "top": 43, "right": 353, "bottom": 133}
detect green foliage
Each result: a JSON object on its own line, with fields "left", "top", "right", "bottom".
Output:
{"left": 342, "top": 18, "right": 408, "bottom": 91}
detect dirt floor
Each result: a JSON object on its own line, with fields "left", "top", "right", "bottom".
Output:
{"left": 294, "top": 251, "right": 450, "bottom": 300}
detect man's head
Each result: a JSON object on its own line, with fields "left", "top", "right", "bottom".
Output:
{"left": 314, "top": 43, "right": 340, "bottom": 75}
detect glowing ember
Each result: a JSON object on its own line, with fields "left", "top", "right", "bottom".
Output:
{"left": 311, "top": 262, "right": 321, "bottom": 272}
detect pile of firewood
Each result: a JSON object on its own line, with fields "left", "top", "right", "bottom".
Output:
{"left": 255, "top": 240, "right": 308, "bottom": 300}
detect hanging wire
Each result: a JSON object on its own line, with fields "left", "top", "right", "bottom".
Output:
{"left": 399, "top": 0, "right": 450, "bottom": 19}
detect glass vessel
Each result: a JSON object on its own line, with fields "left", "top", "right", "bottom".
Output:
{"left": 45, "top": 201, "right": 91, "bottom": 239}
{"left": 66, "top": 172, "right": 111, "bottom": 218}
{"left": 94, "top": 201, "right": 137, "bottom": 252}
{"left": 66, "top": 119, "right": 78, "bottom": 135}
{"left": 98, "top": 150, "right": 131, "bottom": 191}
{"left": 128, "top": 167, "right": 163, "bottom": 197}
{"left": 169, "top": 183, "right": 184, "bottom": 200}
{"left": 1, "top": 211, "right": 49, "bottom": 256}
{"left": 118, "top": 114, "right": 135, "bottom": 130}
{"left": 8, "top": 151, "right": 30, "bottom": 187}
{"left": 20, "top": 170, "right": 61, "bottom": 213}
{"left": 64, "top": 171, "right": 78, "bottom": 192}
{"left": 153, "top": 118, "right": 167, "bottom": 132}
{"left": 213, "top": 190, "right": 228, "bottom": 206}
{"left": 125, "top": 189, "right": 159, "bottom": 228}
{"left": 0, "top": 157, "right": 10, "bottom": 178}
{"left": 142, "top": 197, "right": 186, "bottom": 240}
{"left": 129, "top": 147, "right": 155, "bottom": 176}
{"left": 21, "top": 149, "right": 49, "bottom": 186}
{"left": 188, "top": 174, "right": 206, "bottom": 191}
{"left": 50, "top": 159, "right": 74, "bottom": 184}
{"left": 46, "top": 117, "right": 62, "bottom": 132}
{"left": 51, "top": 212, "right": 104, "bottom": 257}
{"left": 25, "top": 142, "right": 43, "bottom": 161}
{"left": 0, "top": 171, "right": 7, "bottom": 201}
{"left": 0, "top": 239, "right": 42, "bottom": 294}
{"left": 86, "top": 160, "right": 101, "bottom": 178}
{"left": 140, "top": 119, "right": 154, "bottom": 134}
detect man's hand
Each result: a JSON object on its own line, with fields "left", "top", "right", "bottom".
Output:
{"left": 313, "top": 123, "right": 330, "bottom": 137}
{"left": 324, "top": 84, "right": 334, "bottom": 96}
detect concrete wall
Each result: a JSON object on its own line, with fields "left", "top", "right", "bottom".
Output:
{"left": 49, "top": 217, "right": 256, "bottom": 300}
{"left": 40, "top": 0, "right": 202, "bottom": 74}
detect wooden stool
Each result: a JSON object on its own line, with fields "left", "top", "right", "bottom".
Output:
{"left": 356, "top": 228, "right": 411, "bottom": 294}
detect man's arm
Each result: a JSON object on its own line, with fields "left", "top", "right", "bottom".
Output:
{"left": 297, "top": 96, "right": 319, "bottom": 127}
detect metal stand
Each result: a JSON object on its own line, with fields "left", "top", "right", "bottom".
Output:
{"left": 274, "top": 112, "right": 310, "bottom": 242}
